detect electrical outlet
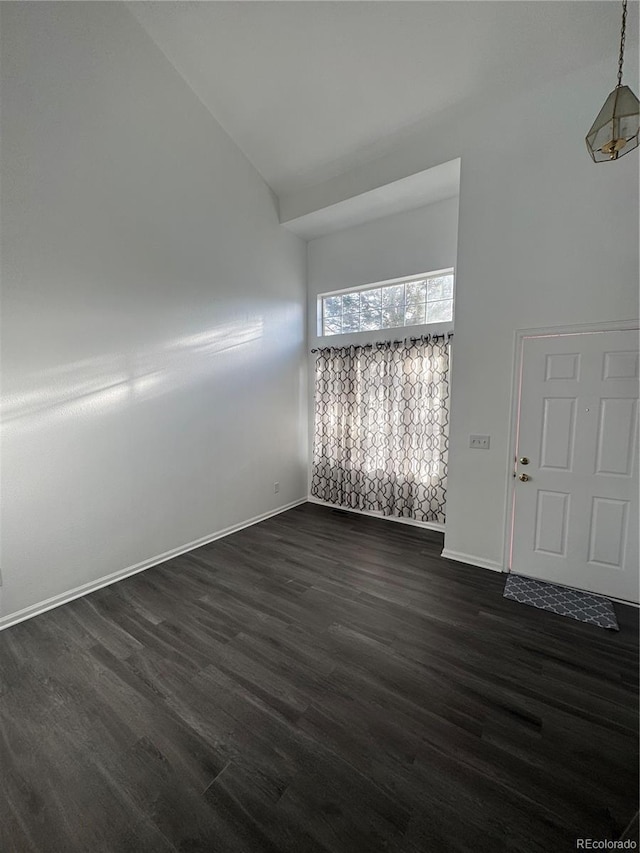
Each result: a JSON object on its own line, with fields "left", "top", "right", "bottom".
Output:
{"left": 274, "top": 482, "right": 280, "bottom": 494}
{"left": 469, "top": 434, "right": 490, "bottom": 449}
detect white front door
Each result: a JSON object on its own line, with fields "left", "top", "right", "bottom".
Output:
{"left": 511, "top": 329, "right": 639, "bottom": 603}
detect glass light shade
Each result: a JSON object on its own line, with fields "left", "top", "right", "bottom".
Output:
{"left": 586, "top": 84, "right": 640, "bottom": 162}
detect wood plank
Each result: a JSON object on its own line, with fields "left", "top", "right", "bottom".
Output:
{"left": 0, "top": 502, "right": 637, "bottom": 852}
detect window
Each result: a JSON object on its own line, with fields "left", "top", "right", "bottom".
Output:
{"left": 320, "top": 270, "right": 454, "bottom": 337}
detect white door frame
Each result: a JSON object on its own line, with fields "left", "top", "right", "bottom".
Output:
{"left": 501, "top": 319, "right": 639, "bottom": 601}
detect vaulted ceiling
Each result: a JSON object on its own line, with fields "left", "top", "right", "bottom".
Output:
{"left": 129, "top": 2, "right": 636, "bottom": 197}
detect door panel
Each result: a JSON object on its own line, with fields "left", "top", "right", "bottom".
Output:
{"left": 588, "top": 497, "right": 628, "bottom": 568}
{"left": 511, "top": 329, "right": 639, "bottom": 603}
{"left": 540, "top": 397, "right": 576, "bottom": 470}
{"left": 534, "top": 491, "right": 570, "bottom": 556}
{"left": 545, "top": 352, "right": 580, "bottom": 381}
{"left": 595, "top": 399, "right": 636, "bottom": 475}
{"left": 603, "top": 350, "right": 639, "bottom": 379}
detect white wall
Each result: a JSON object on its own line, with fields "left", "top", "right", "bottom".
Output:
{"left": 307, "top": 196, "right": 459, "bottom": 347}
{"left": 306, "top": 197, "right": 459, "bottom": 497}
{"left": 0, "top": 3, "right": 307, "bottom": 624}
{"left": 448, "top": 62, "right": 638, "bottom": 571}
{"left": 297, "top": 56, "right": 639, "bottom": 570}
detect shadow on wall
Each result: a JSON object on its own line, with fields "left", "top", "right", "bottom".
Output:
{"left": 1, "top": 318, "right": 266, "bottom": 431}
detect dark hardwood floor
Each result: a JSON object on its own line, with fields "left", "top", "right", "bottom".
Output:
{"left": 0, "top": 502, "right": 638, "bottom": 853}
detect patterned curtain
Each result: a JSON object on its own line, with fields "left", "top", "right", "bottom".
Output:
{"left": 311, "top": 337, "right": 450, "bottom": 523}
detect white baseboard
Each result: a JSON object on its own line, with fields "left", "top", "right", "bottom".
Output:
{"left": 0, "top": 498, "right": 307, "bottom": 633}
{"left": 603, "top": 595, "right": 640, "bottom": 608}
{"left": 441, "top": 548, "right": 504, "bottom": 573}
{"left": 308, "top": 496, "right": 445, "bottom": 533}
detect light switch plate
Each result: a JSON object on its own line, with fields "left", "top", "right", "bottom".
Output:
{"left": 469, "top": 434, "right": 490, "bottom": 449}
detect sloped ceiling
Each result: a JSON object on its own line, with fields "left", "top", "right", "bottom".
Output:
{"left": 129, "top": 2, "right": 632, "bottom": 199}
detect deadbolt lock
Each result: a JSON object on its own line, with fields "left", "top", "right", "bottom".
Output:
{"left": 519, "top": 473, "right": 530, "bottom": 482}
{"left": 519, "top": 457, "right": 529, "bottom": 465}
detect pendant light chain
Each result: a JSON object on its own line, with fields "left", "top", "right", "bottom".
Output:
{"left": 617, "top": 0, "right": 627, "bottom": 88}
{"left": 586, "top": 0, "right": 639, "bottom": 162}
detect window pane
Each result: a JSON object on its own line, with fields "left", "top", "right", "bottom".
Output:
{"left": 382, "top": 307, "right": 404, "bottom": 328}
{"left": 404, "top": 303, "right": 426, "bottom": 325}
{"left": 382, "top": 283, "right": 405, "bottom": 307}
{"left": 426, "top": 299, "right": 453, "bottom": 323}
{"left": 342, "top": 292, "right": 360, "bottom": 312}
{"left": 360, "top": 316, "right": 381, "bottom": 331}
{"left": 427, "top": 276, "right": 454, "bottom": 302}
{"left": 361, "top": 305, "right": 382, "bottom": 330}
{"left": 323, "top": 296, "right": 342, "bottom": 318}
{"left": 442, "top": 276, "right": 454, "bottom": 299}
{"left": 361, "top": 288, "right": 381, "bottom": 309}
{"left": 342, "top": 312, "right": 361, "bottom": 333}
{"left": 405, "top": 281, "right": 426, "bottom": 304}
{"left": 324, "top": 317, "right": 342, "bottom": 335}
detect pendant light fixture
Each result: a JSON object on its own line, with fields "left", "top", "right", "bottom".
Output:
{"left": 586, "top": 0, "right": 639, "bottom": 162}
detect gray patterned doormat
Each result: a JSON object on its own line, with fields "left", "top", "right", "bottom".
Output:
{"left": 504, "top": 574, "right": 619, "bottom": 631}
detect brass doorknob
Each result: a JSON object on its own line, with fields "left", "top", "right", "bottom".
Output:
{"left": 519, "top": 457, "right": 529, "bottom": 465}
{"left": 519, "top": 473, "right": 529, "bottom": 482}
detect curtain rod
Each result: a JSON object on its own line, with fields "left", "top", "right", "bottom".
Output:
{"left": 310, "top": 331, "right": 453, "bottom": 354}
